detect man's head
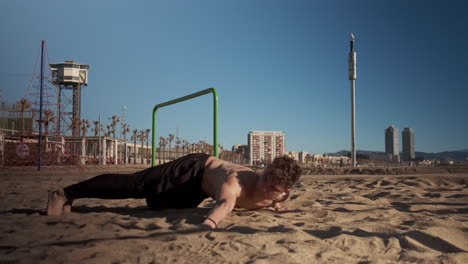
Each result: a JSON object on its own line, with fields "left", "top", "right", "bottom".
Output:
{"left": 264, "top": 155, "right": 302, "bottom": 190}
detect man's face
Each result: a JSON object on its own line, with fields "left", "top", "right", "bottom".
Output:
{"left": 268, "top": 184, "right": 289, "bottom": 201}
{"left": 263, "top": 171, "right": 289, "bottom": 201}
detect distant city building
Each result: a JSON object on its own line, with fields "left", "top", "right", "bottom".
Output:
{"left": 298, "top": 151, "right": 309, "bottom": 164}
{"left": 369, "top": 152, "right": 393, "bottom": 161}
{"left": 309, "top": 153, "right": 349, "bottom": 167}
{"left": 287, "top": 151, "right": 299, "bottom": 161}
{"left": 232, "top": 144, "right": 248, "bottom": 154}
{"left": 232, "top": 144, "right": 249, "bottom": 163}
{"left": 286, "top": 151, "right": 309, "bottom": 164}
{"left": 402, "top": 128, "right": 415, "bottom": 161}
{"left": 248, "top": 131, "right": 285, "bottom": 166}
{"left": 385, "top": 126, "right": 400, "bottom": 162}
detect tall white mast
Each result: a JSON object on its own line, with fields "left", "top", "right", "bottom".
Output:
{"left": 349, "top": 33, "right": 357, "bottom": 167}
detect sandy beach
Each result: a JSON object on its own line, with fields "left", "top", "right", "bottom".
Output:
{"left": 0, "top": 167, "right": 467, "bottom": 264}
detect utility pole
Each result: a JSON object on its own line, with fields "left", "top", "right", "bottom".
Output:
{"left": 98, "top": 114, "right": 101, "bottom": 164}
{"left": 38, "top": 40, "right": 45, "bottom": 171}
{"left": 349, "top": 33, "right": 357, "bottom": 167}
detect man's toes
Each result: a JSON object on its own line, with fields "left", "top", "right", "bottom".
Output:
{"left": 47, "top": 191, "right": 64, "bottom": 215}
{"left": 63, "top": 204, "right": 72, "bottom": 213}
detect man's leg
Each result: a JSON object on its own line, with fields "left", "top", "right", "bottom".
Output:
{"left": 47, "top": 172, "right": 150, "bottom": 215}
{"left": 47, "top": 154, "right": 210, "bottom": 215}
{"left": 145, "top": 187, "right": 207, "bottom": 210}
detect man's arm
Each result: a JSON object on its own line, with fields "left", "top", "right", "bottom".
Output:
{"left": 202, "top": 177, "right": 241, "bottom": 228}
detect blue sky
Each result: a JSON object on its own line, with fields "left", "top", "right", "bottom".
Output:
{"left": 1, "top": 0, "right": 467, "bottom": 154}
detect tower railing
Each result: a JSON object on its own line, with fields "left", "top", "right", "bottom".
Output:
{"left": 151, "top": 88, "right": 219, "bottom": 166}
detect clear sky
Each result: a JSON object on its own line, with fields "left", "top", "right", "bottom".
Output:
{"left": 1, "top": 0, "right": 467, "bottom": 154}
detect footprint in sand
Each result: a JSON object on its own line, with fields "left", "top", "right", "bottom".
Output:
{"left": 400, "top": 220, "right": 416, "bottom": 226}
{"left": 446, "top": 194, "right": 468, "bottom": 199}
{"left": 301, "top": 201, "right": 315, "bottom": 207}
{"left": 166, "top": 241, "right": 224, "bottom": 264}
{"left": 289, "top": 194, "right": 301, "bottom": 200}
{"left": 423, "top": 193, "right": 441, "bottom": 198}
{"left": 236, "top": 211, "right": 257, "bottom": 217}
{"left": 363, "top": 192, "right": 391, "bottom": 200}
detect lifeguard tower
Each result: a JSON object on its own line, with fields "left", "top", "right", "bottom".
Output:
{"left": 50, "top": 61, "right": 90, "bottom": 136}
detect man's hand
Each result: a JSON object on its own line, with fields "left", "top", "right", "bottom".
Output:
{"left": 272, "top": 201, "right": 288, "bottom": 212}
{"left": 199, "top": 223, "right": 215, "bottom": 230}
{"left": 271, "top": 190, "right": 291, "bottom": 211}
{"left": 276, "top": 190, "right": 290, "bottom": 203}
{"left": 202, "top": 217, "right": 217, "bottom": 229}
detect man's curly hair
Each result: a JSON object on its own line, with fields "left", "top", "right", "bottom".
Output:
{"left": 266, "top": 155, "right": 302, "bottom": 188}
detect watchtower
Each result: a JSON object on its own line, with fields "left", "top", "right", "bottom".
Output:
{"left": 50, "top": 61, "right": 90, "bottom": 136}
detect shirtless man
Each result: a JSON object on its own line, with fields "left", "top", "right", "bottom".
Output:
{"left": 47, "top": 153, "right": 301, "bottom": 229}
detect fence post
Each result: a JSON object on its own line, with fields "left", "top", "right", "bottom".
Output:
{"left": 0, "top": 134, "right": 4, "bottom": 166}
{"left": 81, "top": 137, "right": 86, "bottom": 165}
{"left": 102, "top": 138, "right": 107, "bottom": 165}
{"left": 124, "top": 142, "right": 128, "bottom": 164}
{"left": 114, "top": 140, "right": 118, "bottom": 165}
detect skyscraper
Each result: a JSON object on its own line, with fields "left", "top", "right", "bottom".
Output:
{"left": 248, "top": 131, "right": 285, "bottom": 166}
{"left": 402, "top": 128, "right": 415, "bottom": 161}
{"left": 385, "top": 126, "right": 399, "bottom": 161}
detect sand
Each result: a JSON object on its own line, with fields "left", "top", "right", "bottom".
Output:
{"left": 0, "top": 168, "right": 467, "bottom": 264}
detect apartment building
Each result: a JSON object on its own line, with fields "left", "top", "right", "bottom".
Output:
{"left": 248, "top": 131, "right": 286, "bottom": 166}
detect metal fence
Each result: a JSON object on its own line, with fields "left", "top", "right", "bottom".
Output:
{"left": 0, "top": 133, "right": 240, "bottom": 168}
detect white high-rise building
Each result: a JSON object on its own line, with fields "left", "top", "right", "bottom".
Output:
{"left": 248, "top": 131, "right": 286, "bottom": 166}
{"left": 402, "top": 128, "right": 415, "bottom": 161}
{"left": 385, "top": 126, "right": 399, "bottom": 162}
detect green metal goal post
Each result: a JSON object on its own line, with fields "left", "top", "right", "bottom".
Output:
{"left": 151, "top": 88, "right": 219, "bottom": 166}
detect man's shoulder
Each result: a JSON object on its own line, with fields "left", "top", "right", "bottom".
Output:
{"left": 205, "top": 157, "right": 251, "bottom": 171}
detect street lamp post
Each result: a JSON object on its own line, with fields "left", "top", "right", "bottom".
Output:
{"left": 349, "top": 33, "right": 357, "bottom": 167}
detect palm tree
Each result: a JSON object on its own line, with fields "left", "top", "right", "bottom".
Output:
{"left": 159, "top": 136, "right": 168, "bottom": 164}
{"left": 71, "top": 117, "right": 82, "bottom": 137}
{"left": 122, "top": 123, "right": 130, "bottom": 140}
{"left": 175, "top": 137, "right": 181, "bottom": 159}
{"left": 191, "top": 143, "right": 195, "bottom": 153}
{"left": 92, "top": 121, "right": 103, "bottom": 137}
{"left": 138, "top": 130, "right": 146, "bottom": 164}
{"left": 182, "top": 140, "right": 189, "bottom": 156}
{"left": 167, "top": 134, "right": 174, "bottom": 160}
{"left": 218, "top": 144, "right": 224, "bottom": 158}
{"left": 110, "top": 115, "right": 120, "bottom": 138}
{"left": 91, "top": 120, "right": 103, "bottom": 159}
{"left": 184, "top": 140, "right": 188, "bottom": 154}
{"left": 145, "top": 129, "right": 150, "bottom": 162}
{"left": 131, "top": 129, "right": 138, "bottom": 164}
{"left": 42, "top": 110, "right": 56, "bottom": 138}
{"left": 15, "top": 98, "right": 31, "bottom": 136}
{"left": 199, "top": 140, "right": 206, "bottom": 154}
{"left": 39, "top": 109, "right": 55, "bottom": 153}
{"left": 206, "top": 143, "right": 213, "bottom": 155}
{"left": 106, "top": 124, "right": 113, "bottom": 137}
{"left": 81, "top": 119, "right": 91, "bottom": 137}
{"left": 158, "top": 136, "right": 164, "bottom": 164}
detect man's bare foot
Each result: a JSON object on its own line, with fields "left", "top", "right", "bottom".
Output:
{"left": 63, "top": 200, "right": 73, "bottom": 213}
{"left": 47, "top": 189, "right": 69, "bottom": 215}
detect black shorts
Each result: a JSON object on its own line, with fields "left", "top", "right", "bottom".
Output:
{"left": 63, "top": 153, "right": 211, "bottom": 209}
